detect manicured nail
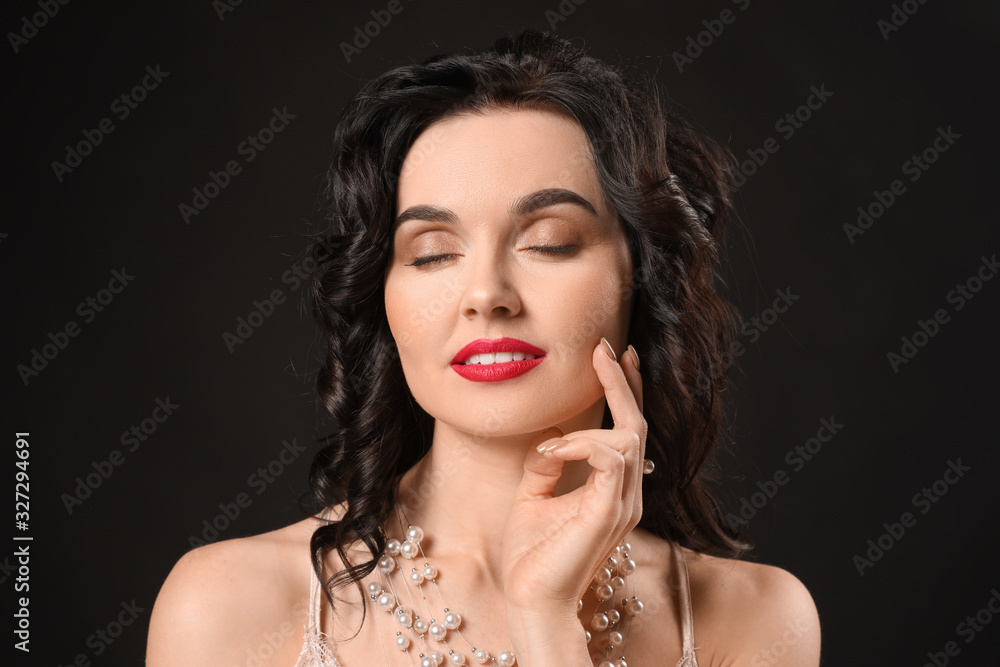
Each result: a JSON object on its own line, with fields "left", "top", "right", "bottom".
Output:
{"left": 537, "top": 440, "right": 566, "bottom": 454}
{"left": 627, "top": 344, "right": 639, "bottom": 370}
{"left": 601, "top": 337, "right": 617, "bottom": 362}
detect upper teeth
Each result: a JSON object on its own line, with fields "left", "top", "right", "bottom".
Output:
{"left": 462, "top": 352, "right": 539, "bottom": 365}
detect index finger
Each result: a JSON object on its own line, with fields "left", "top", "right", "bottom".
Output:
{"left": 593, "top": 337, "right": 644, "bottom": 432}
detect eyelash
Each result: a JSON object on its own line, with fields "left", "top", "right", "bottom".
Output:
{"left": 406, "top": 245, "right": 578, "bottom": 267}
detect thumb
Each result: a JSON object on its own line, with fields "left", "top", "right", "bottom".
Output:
{"left": 517, "top": 426, "right": 567, "bottom": 499}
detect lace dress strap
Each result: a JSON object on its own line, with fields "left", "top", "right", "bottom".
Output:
{"left": 293, "top": 510, "right": 342, "bottom": 667}
{"left": 308, "top": 560, "right": 323, "bottom": 629}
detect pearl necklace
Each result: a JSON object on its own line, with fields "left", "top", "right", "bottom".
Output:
{"left": 364, "top": 505, "right": 646, "bottom": 667}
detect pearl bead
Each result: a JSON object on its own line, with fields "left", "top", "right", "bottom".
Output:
{"left": 610, "top": 631, "right": 623, "bottom": 646}
{"left": 619, "top": 558, "right": 636, "bottom": 576}
{"left": 643, "top": 458, "right": 655, "bottom": 474}
{"left": 585, "top": 630, "right": 592, "bottom": 643}
{"left": 430, "top": 651, "right": 444, "bottom": 665}
{"left": 591, "top": 612, "right": 609, "bottom": 631}
{"left": 423, "top": 564, "right": 438, "bottom": 580}
{"left": 625, "top": 598, "right": 644, "bottom": 616}
{"left": 421, "top": 658, "right": 434, "bottom": 667}
{"left": 449, "top": 652, "right": 466, "bottom": 665}
{"left": 396, "top": 606, "right": 413, "bottom": 628}
{"left": 622, "top": 540, "right": 632, "bottom": 553}
{"left": 608, "top": 609, "right": 621, "bottom": 625}
{"left": 386, "top": 538, "right": 401, "bottom": 556}
{"left": 406, "top": 525, "right": 425, "bottom": 544}
{"left": 377, "top": 591, "right": 395, "bottom": 611}
{"left": 366, "top": 582, "right": 381, "bottom": 596}
{"left": 443, "top": 611, "right": 462, "bottom": 630}
{"left": 596, "top": 584, "right": 613, "bottom": 601}
{"left": 599, "top": 661, "right": 615, "bottom": 667}
{"left": 429, "top": 621, "right": 447, "bottom": 641}
{"left": 617, "top": 659, "right": 629, "bottom": 667}
{"left": 578, "top": 599, "right": 584, "bottom": 612}
{"left": 378, "top": 555, "right": 396, "bottom": 573}
{"left": 611, "top": 576, "right": 625, "bottom": 591}
{"left": 414, "top": 618, "right": 429, "bottom": 634}
{"left": 474, "top": 648, "right": 490, "bottom": 664}
{"left": 595, "top": 566, "right": 612, "bottom": 585}
{"left": 410, "top": 569, "right": 425, "bottom": 585}
{"left": 497, "top": 650, "right": 516, "bottom": 667}
{"left": 400, "top": 540, "right": 419, "bottom": 560}
{"left": 396, "top": 634, "right": 410, "bottom": 650}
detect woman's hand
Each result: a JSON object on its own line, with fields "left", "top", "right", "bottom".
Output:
{"left": 501, "top": 337, "right": 646, "bottom": 660}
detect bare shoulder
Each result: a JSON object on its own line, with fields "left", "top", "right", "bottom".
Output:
{"left": 683, "top": 548, "right": 821, "bottom": 666}
{"left": 146, "top": 512, "right": 326, "bottom": 667}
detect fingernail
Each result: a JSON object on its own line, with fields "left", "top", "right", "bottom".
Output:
{"left": 537, "top": 439, "right": 566, "bottom": 454}
{"left": 627, "top": 344, "right": 639, "bottom": 370}
{"left": 601, "top": 337, "right": 617, "bottom": 362}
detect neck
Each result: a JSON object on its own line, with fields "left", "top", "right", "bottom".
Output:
{"left": 394, "top": 396, "right": 607, "bottom": 580}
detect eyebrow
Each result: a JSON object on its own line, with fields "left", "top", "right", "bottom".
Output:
{"left": 392, "top": 188, "right": 598, "bottom": 231}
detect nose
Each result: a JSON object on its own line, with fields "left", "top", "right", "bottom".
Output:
{"left": 458, "top": 245, "right": 522, "bottom": 319}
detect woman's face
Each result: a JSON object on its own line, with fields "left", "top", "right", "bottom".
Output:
{"left": 384, "top": 108, "right": 635, "bottom": 438}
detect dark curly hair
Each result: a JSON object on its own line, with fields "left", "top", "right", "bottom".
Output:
{"left": 304, "top": 29, "right": 750, "bottom": 620}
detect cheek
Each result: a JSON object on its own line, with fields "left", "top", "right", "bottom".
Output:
{"left": 384, "top": 273, "right": 457, "bottom": 359}
{"left": 548, "top": 262, "right": 631, "bottom": 353}
{"left": 383, "top": 273, "right": 419, "bottom": 352}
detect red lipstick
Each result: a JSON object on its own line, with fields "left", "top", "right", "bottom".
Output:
{"left": 451, "top": 337, "right": 546, "bottom": 382}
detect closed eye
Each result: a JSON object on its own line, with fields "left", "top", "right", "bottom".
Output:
{"left": 405, "top": 245, "right": 578, "bottom": 267}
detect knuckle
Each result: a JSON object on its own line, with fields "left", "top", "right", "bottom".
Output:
{"left": 625, "top": 431, "right": 641, "bottom": 451}
{"left": 612, "top": 450, "right": 626, "bottom": 474}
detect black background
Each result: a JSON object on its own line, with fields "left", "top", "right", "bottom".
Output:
{"left": 3, "top": 1, "right": 998, "bottom": 665}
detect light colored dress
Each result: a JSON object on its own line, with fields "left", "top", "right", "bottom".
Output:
{"left": 295, "top": 540, "right": 699, "bottom": 667}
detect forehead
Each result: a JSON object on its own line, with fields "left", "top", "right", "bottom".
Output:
{"left": 396, "top": 108, "right": 605, "bottom": 217}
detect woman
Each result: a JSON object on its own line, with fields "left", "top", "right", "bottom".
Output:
{"left": 147, "top": 30, "right": 821, "bottom": 667}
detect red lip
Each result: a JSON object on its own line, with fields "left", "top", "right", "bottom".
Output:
{"left": 451, "top": 337, "right": 547, "bottom": 365}
{"left": 450, "top": 337, "right": 547, "bottom": 383}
